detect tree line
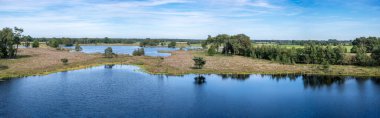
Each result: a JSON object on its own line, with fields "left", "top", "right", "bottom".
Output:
{"left": 204, "top": 34, "right": 380, "bottom": 66}
{"left": 351, "top": 37, "right": 380, "bottom": 53}
{"left": 254, "top": 39, "right": 351, "bottom": 46}
{"left": 251, "top": 44, "right": 346, "bottom": 65}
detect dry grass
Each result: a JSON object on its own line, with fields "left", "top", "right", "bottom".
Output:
{"left": 143, "top": 50, "right": 380, "bottom": 76}
{"left": 1, "top": 48, "right": 380, "bottom": 79}
{"left": 145, "top": 50, "right": 309, "bottom": 74}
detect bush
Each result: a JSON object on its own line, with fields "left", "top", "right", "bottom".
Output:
{"left": 75, "top": 42, "right": 82, "bottom": 51}
{"left": 32, "top": 40, "right": 39, "bottom": 48}
{"left": 168, "top": 41, "right": 176, "bottom": 48}
{"left": 132, "top": 48, "right": 145, "bottom": 56}
{"left": 193, "top": 57, "right": 206, "bottom": 69}
{"left": 207, "top": 46, "right": 217, "bottom": 56}
{"left": 104, "top": 47, "right": 114, "bottom": 58}
{"left": 321, "top": 60, "right": 330, "bottom": 72}
{"left": 60, "top": 58, "right": 68, "bottom": 65}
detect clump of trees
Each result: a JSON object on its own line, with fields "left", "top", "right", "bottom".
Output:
{"left": 104, "top": 47, "right": 115, "bottom": 58}
{"left": 132, "top": 48, "right": 145, "bottom": 56}
{"left": 0, "top": 27, "right": 31, "bottom": 59}
{"left": 203, "top": 34, "right": 380, "bottom": 66}
{"left": 32, "top": 40, "right": 39, "bottom": 48}
{"left": 351, "top": 37, "right": 380, "bottom": 53}
{"left": 252, "top": 44, "right": 350, "bottom": 65}
{"left": 47, "top": 37, "right": 75, "bottom": 48}
{"left": 193, "top": 57, "right": 206, "bottom": 69}
{"left": 168, "top": 41, "right": 176, "bottom": 48}
{"left": 140, "top": 39, "right": 160, "bottom": 47}
{"left": 204, "top": 34, "right": 252, "bottom": 56}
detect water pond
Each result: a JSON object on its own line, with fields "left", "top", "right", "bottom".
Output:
{"left": 68, "top": 46, "right": 200, "bottom": 57}
{"left": 0, "top": 65, "right": 379, "bottom": 117}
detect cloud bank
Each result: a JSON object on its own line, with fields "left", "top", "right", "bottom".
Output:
{"left": 0, "top": 0, "right": 379, "bottom": 40}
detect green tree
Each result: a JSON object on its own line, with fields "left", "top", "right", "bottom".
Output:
{"left": 168, "top": 41, "right": 176, "bottom": 48}
{"left": 0, "top": 27, "right": 16, "bottom": 58}
{"left": 13, "top": 27, "right": 23, "bottom": 56}
{"left": 371, "top": 46, "right": 380, "bottom": 65}
{"left": 104, "top": 37, "right": 110, "bottom": 44}
{"left": 104, "top": 47, "right": 114, "bottom": 58}
{"left": 32, "top": 40, "right": 39, "bottom": 48}
{"left": 132, "top": 48, "right": 145, "bottom": 56}
{"left": 355, "top": 46, "right": 373, "bottom": 66}
{"left": 334, "top": 45, "right": 345, "bottom": 64}
{"left": 207, "top": 45, "right": 217, "bottom": 56}
{"left": 75, "top": 42, "right": 82, "bottom": 51}
{"left": 193, "top": 57, "right": 206, "bottom": 69}
{"left": 352, "top": 37, "right": 380, "bottom": 52}
{"left": 23, "top": 35, "right": 33, "bottom": 47}
{"left": 201, "top": 41, "right": 208, "bottom": 49}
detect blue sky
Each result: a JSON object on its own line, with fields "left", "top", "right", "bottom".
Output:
{"left": 0, "top": 0, "right": 379, "bottom": 40}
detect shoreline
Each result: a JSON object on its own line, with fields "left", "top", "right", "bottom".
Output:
{"left": 1, "top": 48, "right": 380, "bottom": 80}
{"left": 2, "top": 62, "right": 380, "bottom": 80}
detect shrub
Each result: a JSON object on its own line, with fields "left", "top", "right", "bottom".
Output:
{"left": 32, "top": 40, "right": 39, "bottom": 48}
{"left": 168, "top": 41, "right": 176, "bottom": 48}
{"left": 132, "top": 48, "right": 145, "bottom": 56}
{"left": 60, "top": 58, "right": 68, "bottom": 65}
{"left": 207, "top": 46, "right": 217, "bottom": 56}
{"left": 104, "top": 47, "right": 114, "bottom": 58}
{"left": 75, "top": 42, "right": 82, "bottom": 51}
{"left": 193, "top": 57, "right": 206, "bottom": 69}
{"left": 321, "top": 60, "right": 330, "bottom": 72}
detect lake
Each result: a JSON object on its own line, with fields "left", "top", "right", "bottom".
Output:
{"left": 68, "top": 46, "right": 200, "bottom": 57}
{"left": 1, "top": 65, "right": 380, "bottom": 117}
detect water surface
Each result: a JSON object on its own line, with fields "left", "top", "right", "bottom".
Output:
{"left": 1, "top": 65, "right": 379, "bottom": 117}
{"left": 69, "top": 46, "right": 200, "bottom": 57}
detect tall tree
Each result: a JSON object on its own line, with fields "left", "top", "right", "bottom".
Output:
{"left": 0, "top": 28, "right": 15, "bottom": 58}
{"left": 355, "top": 45, "right": 373, "bottom": 66}
{"left": 13, "top": 27, "right": 23, "bottom": 57}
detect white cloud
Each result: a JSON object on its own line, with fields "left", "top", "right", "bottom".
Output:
{"left": 0, "top": 0, "right": 379, "bottom": 40}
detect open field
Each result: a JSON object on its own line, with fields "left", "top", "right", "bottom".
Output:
{"left": 1, "top": 48, "right": 380, "bottom": 79}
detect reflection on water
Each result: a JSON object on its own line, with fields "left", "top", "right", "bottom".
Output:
{"left": 259, "top": 74, "right": 380, "bottom": 89}
{"left": 302, "top": 75, "right": 346, "bottom": 89}
{"left": 218, "top": 74, "right": 250, "bottom": 80}
{"left": 104, "top": 64, "right": 115, "bottom": 69}
{"left": 194, "top": 75, "right": 206, "bottom": 85}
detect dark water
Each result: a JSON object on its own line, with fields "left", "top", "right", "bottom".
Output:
{"left": 1, "top": 65, "right": 380, "bottom": 117}
{"left": 68, "top": 46, "right": 200, "bottom": 57}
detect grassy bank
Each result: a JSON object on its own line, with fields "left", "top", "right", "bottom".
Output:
{"left": 1, "top": 48, "right": 380, "bottom": 79}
